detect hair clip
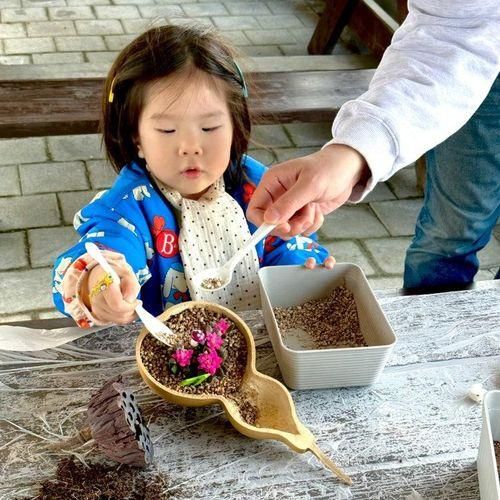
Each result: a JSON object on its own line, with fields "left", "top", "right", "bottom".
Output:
{"left": 233, "top": 61, "right": 248, "bottom": 98}
{"left": 108, "top": 76, "right": 116, "bottom": 103}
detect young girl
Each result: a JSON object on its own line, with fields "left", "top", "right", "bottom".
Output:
{"left": 52, "top": 24, "right": 335, "bottom": 328}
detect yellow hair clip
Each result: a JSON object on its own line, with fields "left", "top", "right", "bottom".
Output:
{"left": 108, "top": 76, "right": 116, "bottom": 103}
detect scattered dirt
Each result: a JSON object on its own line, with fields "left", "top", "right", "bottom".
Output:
{"left": 25, "top": 457, "right": 178, "bottom": 499}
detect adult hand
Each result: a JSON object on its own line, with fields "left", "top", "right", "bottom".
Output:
{"left": 84, "top": 263, "right": 140, "bottom": 325}
{"left": 247, "top": 144, "right": 369, "bottom": 238}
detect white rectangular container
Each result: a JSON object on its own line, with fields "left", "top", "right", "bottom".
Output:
{"left": 258, "top": 263, "right": 396, "bottom": 390}
{"left": 478, "top": 390, "right": 500, "bottom": 500}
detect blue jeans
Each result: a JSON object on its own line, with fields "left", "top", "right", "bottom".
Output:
{"left": 404, "top": 74, "right": 500, "bottom": 289}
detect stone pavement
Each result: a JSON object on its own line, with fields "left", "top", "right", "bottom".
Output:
{"left": 0, "top": 0, "right": 499, "bottom": 322}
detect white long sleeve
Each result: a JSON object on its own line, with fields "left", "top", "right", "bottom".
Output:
{"left": 326, "top": 0, "right": 500, "bottom": 200}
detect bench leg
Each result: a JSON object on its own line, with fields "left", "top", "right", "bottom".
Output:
{"left": 308, "top": 0, "right": 357, "bottom": 55}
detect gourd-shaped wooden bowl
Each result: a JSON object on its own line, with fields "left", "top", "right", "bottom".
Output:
{"left": 135, "top": 300, "right": 351, "bottom": 484}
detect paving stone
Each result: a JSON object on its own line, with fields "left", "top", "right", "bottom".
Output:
{"left": 75, "top": 19, "right": 123, "bottom": 35}
{"left": 112, "top": 0, "right": 155, "bottom": 3}
{"left": 0, "top": 137, "right": 47, "bottom": 165}
{"left": 213, "top": 16, "right": 260, "bottom": 30}
{"left": 386, "top": 165, "right": 423, "bottom": 199}
{"left": 241, "top": 45, "right": 282, "bottom": 56}
{"left": 0, "top": 166, "right": 20, "bottom": 196}
{"left": 273, "top": 147, "right": 318, "bottom": 163}
{"left": 55, "top": 35, "right": 105, "bottom": 51}
{"left": 251, "top": 124, "right": 292, "bottom": 148}
{"left": 0, "top": 194, "right": 60, "bottom": 231}
{"left": 48, "top": 6, "right": 95, "bottom": 20}
{"left": 361, "top": 182, "right": 396, "bottom": 203}
{"left": 478, "top": 236, "right": 500, "bottom": 269}
{"left": 0, "top": 232, "right": 28, "bottom": 271}
{"left": 48, "top": 134, "right": 104, "bottom": 161}
{"left": 321, "top": 240, "right": 376, "bottom": 275}
{"left": 217, "top": 29, "right": 249, "bottom": 46}
{"left": 0, "top": 0, "right": 21, "bottom": 8}
{"left": 2, "top": 7, "right": 48, "bottom": 22}
{"left": 476, "top": 269, "right": 496, "bottom": 281}
{"left": 368, "top": 275, "right": 403, "bottom": 291}
{"left": 27, "top": 20, "right": 76, "bottom": 37}
{"left": 0, "top": 54, "right": 31, "bottom": 64}
{"left": 244, "top": 29, "right": 297, "bottom": 45}
{"left": 370, "top": 199, "right": 423, "bottom": 236}
{"left": 33, "top": 51, "right": 84, "bottom": 64}
{"left": 58, "top": 190, "right": 99, "bottom": 224}
{"left": 167, "top": 17, "right": 214, "bottom": 27}
{"left": 67, "top": 0, "right": 112, "bottom": 4}
{"left": 183, "top": 3, "right": 227, "bottom": 16}
{"left": 266, "top": 1, "right": 307, "bottom": 14}
{"left": 86, "top": 159, "right": 117, "bottom": 189}
{"left": 38, "top": 309, "right": 66, "bottom": 319}
{"left": 94, "top": 5, "right": 140, "bottom": 19}
{"left": 247, "top": 148, "right": 275, "bottom": 166}
{"left": 138, "top": 4, "right": 184, "bottom": 17}
{"left": 363, "top": 237, "right": 413, "bottom": 274}
{"left": 104, "top": 34, "right": 135, "bottom": 50}
{"left": 4, "top": 36, "right": 54, "bottom": 54}
{"left": 85, "top": 50, "right": 118, "bottom": 63}
{"left": 121, "top": 18, "right": 156, "bottom": 34}
{"left": 321, "top": 206, "right": 389, "bottom": 239}
{"left": 28, "top": 226, "right": 78, "bottom": 267}
{"left": 0, "top": 312, "right": 35, "bottom": 322}
{"left": 284, "top": 122, "right": 331, "bottom": 147}
{"left": 295, "top": 10, "right": 320, "bottom": 27}
{"left": 0, "top": 267, "right": 54, "bottom": 314}
{"left": 291, "top": 26, "right": 317, "bottom": 44}
{"left": 0, "top": 23, "right": 25, "bottom": 38}
{"left": 20, "top": 161, "right": 89, "bottom": 194}
{"left": 279, "top": 44, "right": 309, "bottom": 56}
{"left": 225, "top": 2, "right": 270, "bottom": 15}
{"left": 23, "top": 0, "right": 66, "bottom": 6}
{"left": 256, "top": 14, "right": 303, "bottom": 29}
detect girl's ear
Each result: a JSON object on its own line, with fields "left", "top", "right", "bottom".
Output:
{"left": 136, "top": 143, "right": 145, "bottom": 159}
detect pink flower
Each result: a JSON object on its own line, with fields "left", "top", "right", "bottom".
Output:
{"left": 171, "top": 348, "right": 193, "bottom": 367}
{"left": 191, "top": 330, "right": 206, "bottom": 345}
{"left": 213, "top": 318, "right": 230, "bottom": 335}
{"left": 205, "top": 332, "right": 224, "bottom": 350}
{"left": 197, "top": 349, "right": 223, "bottom": 376}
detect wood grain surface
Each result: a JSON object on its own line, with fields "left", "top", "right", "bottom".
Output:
{"left": 0, "top": 283, "right": 498, "bottom": 498}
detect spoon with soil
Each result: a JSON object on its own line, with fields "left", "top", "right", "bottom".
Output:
{"left": 192, "top": 223, "right": 276, "bottom": 292}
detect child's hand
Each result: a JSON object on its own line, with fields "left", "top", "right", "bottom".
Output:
{"left": 85, "top": 264, "right": 140, "bottom": 324}
{"left": 304, "top": 255, "right": 336, "bottom": 270}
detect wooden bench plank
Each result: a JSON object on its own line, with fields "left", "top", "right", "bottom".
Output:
{"left": 0, "top": 69, "right": 375, "bottom": 138}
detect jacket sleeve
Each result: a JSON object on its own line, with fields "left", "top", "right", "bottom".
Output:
{"left": 325, "top": 0, "right": 500, "bottom": 200}
{"left": 261, "top": 233, "right": 330, "bottom": 267}
{"left": 52, "top": 191, "right": 150, "bottom": 317}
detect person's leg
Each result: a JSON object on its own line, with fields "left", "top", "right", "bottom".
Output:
{"left": 404, "top": 76, "right": 500, "bottom": 289}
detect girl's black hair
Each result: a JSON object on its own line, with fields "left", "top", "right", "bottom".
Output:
{"left": 101, "top": 24, "right": 251, "bottom": 192}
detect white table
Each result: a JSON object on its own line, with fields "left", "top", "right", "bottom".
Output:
{"left": 1, "top": 282, "right": 499, "bottom": 498}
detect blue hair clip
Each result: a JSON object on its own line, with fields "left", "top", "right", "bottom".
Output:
{"left": 233, "top": 61, "right": 248, "bottom": 98}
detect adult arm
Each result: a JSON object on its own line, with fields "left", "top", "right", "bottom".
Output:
{"left": 247, "top": 0, "right": 500, "bottom": 234}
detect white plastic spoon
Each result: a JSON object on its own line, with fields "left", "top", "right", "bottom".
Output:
{"left": 192, "top": 223, "right": 276, "bottom": 292}
{"left": 84, "top": 242, "right": 176, "bottom": 346}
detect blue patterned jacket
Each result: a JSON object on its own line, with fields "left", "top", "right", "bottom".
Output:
{"left": 52, "top": 155, "right": 329, "bottom": 316}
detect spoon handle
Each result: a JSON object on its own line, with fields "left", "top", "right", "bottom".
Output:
{"left": 308, "top": 443, "right": 353, "bottom": 485}
{"left": 226, "top": 223, "right": 276, "bottom": 269}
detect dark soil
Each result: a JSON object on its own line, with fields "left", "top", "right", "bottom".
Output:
{"left": 495, "top": 441, "right": 500, "bottom": 477}
{"left": 140, "top": 307, "right": 258, "bottom": 425}
{"left": 25, "top": 457, "right": 176, "bottom": 499}
{"left": 274, "top": 286, "right": 366, "bottom": 349}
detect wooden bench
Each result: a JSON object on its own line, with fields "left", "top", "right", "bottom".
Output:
{"left": 0, "top": 58, "right": 376, "bottom": 139}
